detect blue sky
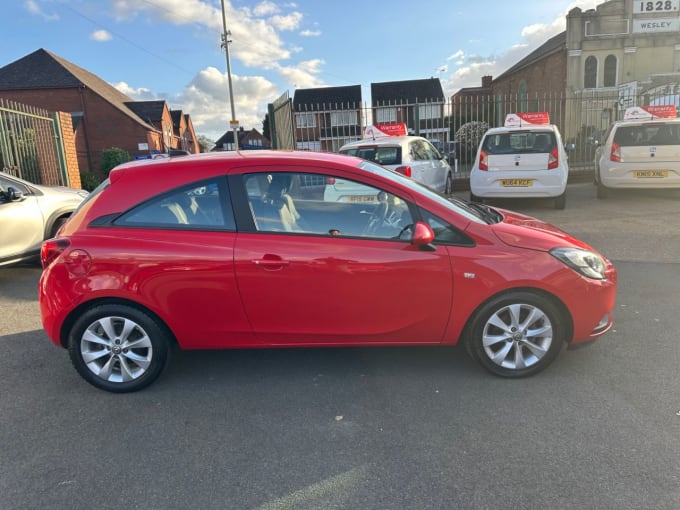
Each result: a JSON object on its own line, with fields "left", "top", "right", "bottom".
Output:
{"left": 1, "top": 0, "right": 599, "bottom": 141}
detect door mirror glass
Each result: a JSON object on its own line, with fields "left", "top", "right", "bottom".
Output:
{"left": 7, "top": 187, "right": 23, "bottom": 201}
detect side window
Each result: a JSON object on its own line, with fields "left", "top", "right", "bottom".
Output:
{"left": 243, "top": 171, "right": 414, "bottom": 240}
{"left": 409, "top": 141, "right": 425, "bottom": 161}
{"left": 419, "top": 208, "right": 474, "bottom": 246}
{"left": 116, "top": 177, "right": 235, "bottom": 230}
{"left": 422, "top": 141, "right": 440, "bottom": 160}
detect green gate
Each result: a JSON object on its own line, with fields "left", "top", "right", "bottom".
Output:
{"left": 0, "top": 98, "right": 69, "bottom": 186}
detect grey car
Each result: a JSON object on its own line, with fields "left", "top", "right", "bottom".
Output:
{"left": 0, "top": 171, "right": 88, "bottom": 267}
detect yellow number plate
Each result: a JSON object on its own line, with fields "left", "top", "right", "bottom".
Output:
{"left": 347, "top": 195, "right": 377, "bottom": 203}
{"left": 633, "top": 170, "right": 668, "bottom": 178}
{"left": 501, "top": 179, "right": 534, "bottom": 187}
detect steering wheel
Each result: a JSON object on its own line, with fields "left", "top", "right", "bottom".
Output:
{"left": 363, "top": 200, "right": 389, "bottom": 235}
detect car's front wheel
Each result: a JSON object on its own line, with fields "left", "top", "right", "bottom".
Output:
{"left": 467, "top": 292, "right": 566, "bottom": 377}
{"left": 68, "top": 304, "right": 171, "bottom": 392}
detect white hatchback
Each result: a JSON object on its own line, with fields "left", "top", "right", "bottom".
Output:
{"left": 470, "top": 117, "right": 570, "bottom": 209}
{"left": 594, "top": 112, "right": 680, "bottom": 198}
{"left": 333, "top": 135, "right": 453, "bottom": 200}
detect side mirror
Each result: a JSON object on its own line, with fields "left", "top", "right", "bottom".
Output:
{"left": 411, "top": 221, "right": 435, "bottom": 250}
{"left": 7, "top": 186, "right": 24, "bottom": 201}
{"left": 565, "top": 143, "right": 576, "bottom": 152}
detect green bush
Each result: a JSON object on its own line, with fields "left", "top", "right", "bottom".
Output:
{"left": 79, "top": 171, "right": 101, "bottom": 192}
{"left": 100, "top": 147, "right": 132, "bottom": 178}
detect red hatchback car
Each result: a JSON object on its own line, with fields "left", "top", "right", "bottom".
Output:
{"left": 39, "top": 151, "right": 617, "bottom": 392}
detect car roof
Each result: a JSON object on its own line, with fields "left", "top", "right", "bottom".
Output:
{"left": 110, "top": 150, "right": 363, "bottom": 183}
{"left": 612, "top": 117, "right": 680, "bottom": 127}
{"left": 339, "top": 135, "right": 426, "bottom": 150}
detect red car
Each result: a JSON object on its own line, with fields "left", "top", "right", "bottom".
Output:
{"left": 39, "top": 151, "right": 617, "bottom": 392}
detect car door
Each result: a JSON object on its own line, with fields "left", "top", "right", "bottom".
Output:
{"left": 0, "top": 175, "right": 44, "bottom": 262}
{"left": 231, "top": 168, "right": 453, "bottom": 346}
{"left": 421, "top": 139, "right": 448, "bottom": 191}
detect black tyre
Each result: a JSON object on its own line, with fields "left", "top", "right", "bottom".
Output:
{"left": 467, "top": 292, "right": 566, "bottom": 378}
{"left": 554, "top": 192, "right": 566, "bottom": 210}
{"left": 596, "top": 182, "right": 609, "bottom": 199}
{"left": 68, "top": 304, "right": 171, "bottom": 392}
{"left": 444, "top": 173, "right": 453, "bottom": 195}
{"left": 48, "top": 216, "right": 68, "bottom": 239}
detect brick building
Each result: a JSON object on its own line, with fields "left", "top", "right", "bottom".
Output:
{"left": 0, "top": 48, "right": 199, "bottom": 176}
{"left": 212, "top": 127, "right": 270, "bottom": 151}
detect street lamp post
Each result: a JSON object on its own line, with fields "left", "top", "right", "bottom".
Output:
{"left": 220, "top": 0, "right": 238, "bottom": 150}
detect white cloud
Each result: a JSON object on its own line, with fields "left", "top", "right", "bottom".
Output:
{"left": 441, "top": 0, "right": 600, "bottom": 96}
{"left": 299, "top": 29, "right": 321, "bottom": 37}
{"left": 270, "top": 12, "right": 303, "bottom": 31}
{"left": 24, "top": 0, "right": 59, "bottom": 21}
{"left": 253, "top": 1, "right": 279, "bottom": 17}
{"left": 114, "top": 67, "right": 280, "bottom": 141}
{"left": 90, "top": 30, "right": 112, "bottom": 42}
{"left": 275, "top": 59, "right": 325, "bottom": 89}
{"left": 447, "top": 50, "right": 464, "bottom": 61}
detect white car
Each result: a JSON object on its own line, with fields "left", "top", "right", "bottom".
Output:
{"left": 469, "top": 114, "right": 571, "bottom": 209}
{"left": 330, "top": 135, "right": 453, "bottom": 202}
{"left": 0, "top": 171, "right": 88, "bottom": 267}
{"left": 594, "top": 107, "right": 680, "bottom": 198}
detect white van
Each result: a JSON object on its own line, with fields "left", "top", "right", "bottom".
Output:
{"left": 469, "top": 113, "right": 571, "bottom": 209}
{"left": 594, "top": 106, "right": 680, "bottom": 198}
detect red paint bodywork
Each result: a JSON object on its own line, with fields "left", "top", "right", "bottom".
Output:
{"left": 40, "top": 151, "right": 617, "bottom": 352}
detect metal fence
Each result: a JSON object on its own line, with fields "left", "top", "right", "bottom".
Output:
{"left": 274, "top": 89, "right": 674, "bottom": 181}
{"left": 0, "top": 98, "right": 69, "bottom": 186}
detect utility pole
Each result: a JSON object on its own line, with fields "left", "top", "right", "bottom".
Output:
{"left": 220, "top": 0, "right": 238, "bottom": 150}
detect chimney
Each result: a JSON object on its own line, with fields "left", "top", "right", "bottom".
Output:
{"left": 482, "top": 75, "right": 493, "bottom": 88}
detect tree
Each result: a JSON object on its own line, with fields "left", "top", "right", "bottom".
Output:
{"left": 100, "top": 147, "right": 132, "bottom": 178}
{"left": 196, "top": 134, "right": 214, "bottom": 153}
{"left": 262, "top": 113, "right": 271, "bottom": 142}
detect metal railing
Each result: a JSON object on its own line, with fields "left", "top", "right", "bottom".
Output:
{"left": 270, "top": 89, "right": 677, "bottom": 182}
{"left": 0, "top": 98, "right": 68, "bottom": 186}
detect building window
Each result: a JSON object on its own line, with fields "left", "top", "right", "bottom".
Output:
{"left": 295, "top": 112, "right": 316, "bottom": 128}
{"left": 330, "top": 111, "right": 358, "bottom": 126}
{"left": 584, "top": 56, "right": 597, "bottom": 89}
{"left": 604, "top": 55, "right": 617, "bottom": 87}
{"left": 376, "top": 107, "right": 397, "bottom": 123}
{"left": 418, "top": 103, "right": 441, "bottom": 120}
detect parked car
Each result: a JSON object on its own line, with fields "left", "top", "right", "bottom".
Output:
{"left": 337, "top": 135, "right": 453, "bottom": 195}
{"left": 39, "top": 150, "right": 617, "bottom": 392}
{"left": 594, "top": 106, "right": 680, "bottom": 198}
{"left": 469, "top": 113, "right": 572, "bottom": 209}
{"left": 0, "top": 171, "right": 88, "bottom": 267}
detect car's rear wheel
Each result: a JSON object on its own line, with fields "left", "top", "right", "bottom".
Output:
{"left": 469, "top": 192, "right": 483, "bottom": 203}
{"left": 554, "top": 192, "right": 566, "bottom": 209}
{"left": 596, "top": 182, "right": 609, "bottom": 199}
{"left": 467, "top": 292, "right": 565, "bottom": 378}
{"left": 68, "top": 304, "right": 170, "bottom": 392}
{"left": 444, "top": 173, "right": 453, "bottom": 195}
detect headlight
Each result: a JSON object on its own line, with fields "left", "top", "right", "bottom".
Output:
{"left": 550, "top": 247, "right": 607, "bottom": 280}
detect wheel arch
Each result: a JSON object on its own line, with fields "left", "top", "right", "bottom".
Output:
{"left": 460, "top": 286, "right": 574, "bottom": 347}
{"left": 59, "top": 297, "right": 179, "bottom": 349}
{"left": 43, "top": 208, "right": 74, "bottom": 239}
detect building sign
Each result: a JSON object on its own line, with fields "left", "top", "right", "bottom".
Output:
{"left": 633, "top": 0, "right": 679, "bottom": 14}
{"left": 138, "top": 142, "right": 149, "bottom": 151}
{"left": 633, "top": 18, "right": 680, "bottom": 33}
